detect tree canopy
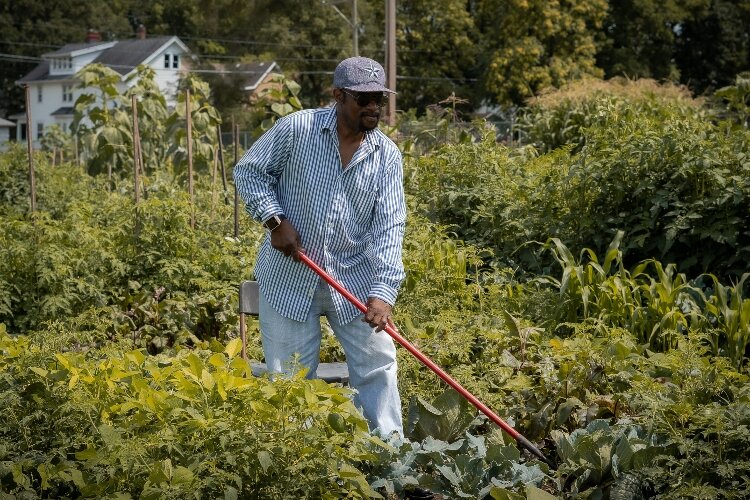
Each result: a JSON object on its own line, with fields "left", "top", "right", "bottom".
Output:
{"left": 1, "top": 0, "right": 748, "bottom": 117}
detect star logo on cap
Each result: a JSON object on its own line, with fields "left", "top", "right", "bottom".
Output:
{"left": 366, "top": 62, "right": 380, "bottom": 80}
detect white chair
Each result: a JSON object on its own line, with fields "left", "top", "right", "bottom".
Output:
{"left": 239, "top": 280, "right": 349, "bottom": 384}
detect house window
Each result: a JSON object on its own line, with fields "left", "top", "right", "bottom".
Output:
{"left": 37, "top": 86, "right": 42, "bottom": 103}
{"left": 20, "top": 123, "right": 26, "bottom": 141}
{"left": 164, "top": 54, "right": 180, "bottom": 69}
{"left": 37, "top": 122, "right": 44, "bottom": 140}
{"left": 62, "top": 84, "right": 73, "bottom": 102}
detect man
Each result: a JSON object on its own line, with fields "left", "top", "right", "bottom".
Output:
{"left": 233, "top": 57, "right": 406, "bottom": 436}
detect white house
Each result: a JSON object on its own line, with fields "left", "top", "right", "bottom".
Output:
{"left": 0, "top": 117, "right": 14, "bottom": 151}
{"left": 12, "top": 29, "right": 190, "bottom": 148}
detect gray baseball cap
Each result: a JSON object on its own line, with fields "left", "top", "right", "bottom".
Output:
{"left": 333, "top": 56, "right": 395, "bottom": 93}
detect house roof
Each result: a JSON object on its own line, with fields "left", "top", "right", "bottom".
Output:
{"left": 42, "top": 40, "right": 116, "bottom": 58}
{"left": 17, "top": 36, "right": 190, "bottom": 84}
{"left": 0, "top": 118, "right": 14, "bottom": 127}
{"left": 92, "top": 36, "right": 187, "bottom": 75}
{"left": 50, "top": 107, "right": 75, "bottom": 116}
{"left": 239, "top": 62, "right": 280, "bottom": 91}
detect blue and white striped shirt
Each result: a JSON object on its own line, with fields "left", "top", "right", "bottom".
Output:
{"left": 233, "top": 106, "right": 406, "bottom": 323}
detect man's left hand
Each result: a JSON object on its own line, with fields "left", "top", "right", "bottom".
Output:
{"left": 363, "top": 297, "right": 392, "bottom": 332}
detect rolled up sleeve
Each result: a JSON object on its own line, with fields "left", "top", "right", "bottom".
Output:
{"left": 368, "top": 156, "right": 406, "bottom": 305}
{"left": 232, "top": 117, "right": 293, "bottom": 223}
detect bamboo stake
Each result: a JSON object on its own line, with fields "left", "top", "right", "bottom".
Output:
{"left": 216, "top": 124, "right": 229, "bottom": 205}
{"left": 133, "top": 97, "right": 146, "bottom": 198}
{"left": 73, "top": 128, "right": 80, "bottom": 169}
{"left": 132, "top": 96, "right": 141, "bottom": 205}
{"left": 186, "top": 88, "right": 195, "bottom": 229}
{"left": 210, "top": 145, "right": 218, "bottom": 220}
{"left": 132, "top": 95, "right": 141, "bottom": 236}
{"left": 25, "top": 85, "right": 36, "bottom": 214}
{"left": 233, "top": 121, "right": 240, "bottom": 238}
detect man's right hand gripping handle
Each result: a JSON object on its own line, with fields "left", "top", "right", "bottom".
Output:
{"left": 270, "top": 220, "right": 302, "bottom": 261}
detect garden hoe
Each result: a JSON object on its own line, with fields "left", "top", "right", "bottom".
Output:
{"left": 298, "top": 251, "right": 554, "bottom": 468}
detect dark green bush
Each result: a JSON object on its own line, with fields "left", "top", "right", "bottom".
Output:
{"left": 408, "top": 81, "right": 750, "bottom": 279}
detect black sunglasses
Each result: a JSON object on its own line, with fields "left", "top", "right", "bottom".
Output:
{"left": 341, "top": 89, "right": 388, "bottom": 107}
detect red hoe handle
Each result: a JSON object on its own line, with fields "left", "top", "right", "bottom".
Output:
{"left": 297, "top": 251, "right": 552, "bottom": 466}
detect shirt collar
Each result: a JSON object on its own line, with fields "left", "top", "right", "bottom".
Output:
{"left": 320, "top": 106, "right": 338, "bottom": 133}
{"left": 320, "top": 106, "right": 381, "bottom": 151}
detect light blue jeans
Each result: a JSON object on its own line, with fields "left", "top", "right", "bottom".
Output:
{"left": 259, "top": 278, "right": 403, "bottom": 436}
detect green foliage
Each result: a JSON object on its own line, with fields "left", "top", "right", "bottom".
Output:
{"left": 0, "top": 154, "right": 259, "bottom": 350}
{"left": 565, "top": 96, "right": 750, "bottom": 277}
{"left": 369, "top": 390, "right": 548, "bottom": 499}
{"left": 476, "top": 0, "right": 608, "bottom": 104}
{"left": 251, "top": 73, "right": 304, "bottom": 136}
{"left": 517, "top": 77, "right": 703, "bottom": 153}
{"left": 596, "top": 0, "right": 693, "bottom": 82}
{"left": 702, "top": 273, "right": 750, "bottom": 370}
{"left": 552, "top": 420, "right": 665, "bottom": 497}
{"left": 395, "top": 0, "right": 481, "bottom": 110}
{"left": 411, "top": 80, "right": 750, "bottom": 279}
{"left": 625, "top": 334, "right": 750, "bottom": 496}
{"left": 714, "top": 71, "right": 750, "bottom": 128}
{"left": 405, "top": 133, "right": 571, "bottom": 270}
{"left": 124, "top": 65, "right": 170, "bottom": 171}
{"left": 0, "top": 330, "right": 383, "bottom": 498}
{"left": 396, "top": 106, "right": 494, "bottom": 158}
{"left": 39, "top": 124, "right": 73, "bottom": 157}
{"left": 167, "top": 74, "right": 222, "bottom": 175}
{"left": 73, "top": 64, "right": 134, "bottom": 178}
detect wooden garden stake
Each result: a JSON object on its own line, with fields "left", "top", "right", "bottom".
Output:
{"left": 132, "top": 96, "right": 142, "bottom": 205}
{"left": 186, "top": 88, "right": 195, "bottom": 229}
{"left": 25, "top": 85, "right": 36, "bottom": 214}
{"left": 216, "top": 124, "right": 229, "bottom": 205}
{"left": 210, "top": 145, "right": 218, "bottom": 220}
{"left": 233, "top": 121, "right": 240, "bottom": 238}
{"left": 132, "top": 95, "right": 142, "bottom": 235}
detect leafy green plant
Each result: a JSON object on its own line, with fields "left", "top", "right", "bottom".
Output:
{"left": 368, "top": 390, "right": 549, "bottom": 499}
{"left": 702, "top": 273, "right": 750, "bottom": 369}
{"left": 166, "top": 74, "right": 222, "bottom": 176}
{"left": 39, "top": 124, "right": 73, "bottom": 164}
{"left": 552, "top": 419, "right": 665, "bottom": 497}
{"left": 517, "top": 77, "right": 704, "bottom": 153}
{"left": 625, "top": 333, "right": 750, "bottom": 496}
{"left": 0, "top": 329, "right": 385, "bottom": 498}
{"left": 252, "top": 73, "right": 303, "bottom": 135}
{"left": 123, "top": 65, "right": 170, "bottom": 173}
{"left": 72, "top": 64, "right": 133, "bottom": 179}
{"left": 714, "top": 71, "right": 750, "bottom": 128}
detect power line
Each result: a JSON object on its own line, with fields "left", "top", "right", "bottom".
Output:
{"left": 0, "top": 40, "right": 61, "bottom": 49}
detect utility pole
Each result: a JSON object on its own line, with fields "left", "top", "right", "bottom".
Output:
{"left": 324, "top": 0, "right": 359, "bottom": 57}
{"left": 385, "top": 0, "right": 396, "bottom": 125}
{"left": 352, "top": 0, "right": 358, "bottom": 57}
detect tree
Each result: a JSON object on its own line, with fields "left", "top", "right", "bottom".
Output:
{"left": 595, "top": 0, "right": 702, "bottom": 82}
{"left": 675, "top": 0, "right": 750, "bottom": 94}
{"left": 475, "top": 0, "right": 608, "bottom": 105}
{"left": 395, "top": 0, "right": 481, "bottom": 112}
{"left": 243, "top": 0, "right": 370, "bottom": 107}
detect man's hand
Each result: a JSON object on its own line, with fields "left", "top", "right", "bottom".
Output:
{"left": 363, "top": 297, "right": 392, "bottom": 332}
{"left": 270, "top": 220, "right": 302, "bottom": 260}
